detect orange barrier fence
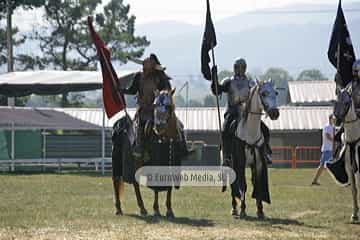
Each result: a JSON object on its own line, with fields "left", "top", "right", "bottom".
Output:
{"left": 272, "top": 146, "right": 321, "bottom": 169}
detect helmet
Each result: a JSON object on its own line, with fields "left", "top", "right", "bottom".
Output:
{"left": 353, "top": 59, "right": 360, "bottom": 79}
{"left": 234, "top": 58, "right": 247, "bottom": 67}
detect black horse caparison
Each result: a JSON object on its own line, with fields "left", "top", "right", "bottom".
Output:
{"left": 112, "top": 89, "right": 184, "bottom": 218}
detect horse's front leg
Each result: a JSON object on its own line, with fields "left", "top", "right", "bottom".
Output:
{"left": 233, "top": 139, "right": 247, "bottom": 218}
{"left": 250, "top": 164, "right": 264, "bottom": 219}
{"left": 153, "top": 190, "right": 161, "bottom": 216}
{"left": 231, "top": 196, "right": 239, "bottom": 217}
{"left": 239, "top": 196, "right": 247, "bottom": 219}
{"left": 350, "top": 173, "right": 359, "bottom": 223}
{"left": 166, "top": 189, "right": 175, "bottom": 218}
{"left": 112, "top": 178, "right": 123, "bottom": 215}
{"left": 133, "top": 182, "right": 147, "bottom": 216}
{"left": 344, "top": 149, "right": 359, "bottom": 223}
{"left": 256, "top": 200, "right": 265, "bottom": 220}
{"left": 356, "top": 173, "right": 360, "bottom": 222}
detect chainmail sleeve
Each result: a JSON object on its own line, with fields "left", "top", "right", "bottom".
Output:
{"left": 211, "top": 77, "right": 231, "bottom": 96}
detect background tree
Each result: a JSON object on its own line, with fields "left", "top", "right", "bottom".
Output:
{"left": 35, "top": 0, "right": 149, "bottom": 107}
{"left": 188, "top": 99, "right": 203, "bottom": 107}
{"left": 203, "top": 94, "right": 216, "bottom": 107}
{"left": 0, "top": 0, "right": 45, "bottom": 69}
{"left": 0, "top": 0, "right": 45, "bottom": 106}
{"left": 90, "top": 0, "right": 149, "bottom": 63}
{"left": 262, "top": 67, "right": 293, "bottom": 106}
{"left": 296, "top": 69, "right": 327, "bottom": 81}
{"left": 175, "top": 95, "right": 186, "bottom": 107}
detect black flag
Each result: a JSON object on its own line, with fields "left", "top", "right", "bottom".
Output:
{"left": 328, "top": 0, "right": 356, "bottom": 87}
{"left": 201, "top": 0, "right": 217, "bottom": 81}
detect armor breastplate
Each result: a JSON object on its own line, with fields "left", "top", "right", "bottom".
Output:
{"left": 228, "top": 76, "right": 250, "bottom": 106}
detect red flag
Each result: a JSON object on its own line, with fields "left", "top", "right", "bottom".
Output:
{"left": 87, "top": 16, "right": 126, "bottom": 119}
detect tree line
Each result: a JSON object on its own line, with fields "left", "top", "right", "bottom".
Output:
{"left": 0, "top": 0, "right": 149, "bottom": 106}
{"left": 173, "top": 68, "right": 329, "bottom": 108}
{"left": 0, "top": 1, "right": 329, "bottom": 108}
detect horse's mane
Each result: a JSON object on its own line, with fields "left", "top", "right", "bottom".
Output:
{"left": 243, "top": 84, "right": 259, "bottom": 121}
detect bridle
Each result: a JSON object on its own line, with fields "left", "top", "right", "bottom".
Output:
{"left": 244, "top": 85, "right": 265, "bottom": 117}
{"left": 153, "top": 93, "right": 175, "bottom": 136}
{"left": 336, "top": 88, "right": 359, "bottom": 125}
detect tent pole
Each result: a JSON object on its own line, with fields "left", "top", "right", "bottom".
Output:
{"left": 101, "top": 106, "right": 105, "bottom": 175}
{"left": 11, "top": 122, "right": 15, "bottom": 172}
{"left": 42, "top": 130, "right": 47, "bottom": 172}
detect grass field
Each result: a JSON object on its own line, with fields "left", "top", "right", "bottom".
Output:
{"left": 0, "top": 169, "right": 359, "bottom": 240}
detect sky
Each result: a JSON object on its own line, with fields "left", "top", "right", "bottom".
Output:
{"left": 10, "top": 0, "right": 356, "bottom": 31}
{"left": 122, "top": 0, "right": 350, "bottom": 24}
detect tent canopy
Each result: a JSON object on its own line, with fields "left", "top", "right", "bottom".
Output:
{"left": 0, "top": 107, "right": 101, "bottom": 130}
{"left": 0, "top": 70, "right": 136, "bottom": 97}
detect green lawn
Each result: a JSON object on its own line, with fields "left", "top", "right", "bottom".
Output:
{"left": 0, "top": 169, "right": 359, "bottom": 239}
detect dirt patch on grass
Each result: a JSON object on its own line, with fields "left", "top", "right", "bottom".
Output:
{"left": 289, "top": 210, "right": 321, "bottom": 219}
{"left": 0, "top": 224, "right": 329, "bottom": 240}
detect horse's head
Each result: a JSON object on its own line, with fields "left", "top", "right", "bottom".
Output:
{"left": 153, "top": 89, "right": 176, "bottom": 135}
{"left": 258, "top": 79, "right": 280, "bottom": 120}
{"left": 334, "top": 84, "right": 352, "bottom": 125}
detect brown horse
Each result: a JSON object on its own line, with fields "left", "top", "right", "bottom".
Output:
{"left": 112, "top": 89, "right": 184, "bottom": 218}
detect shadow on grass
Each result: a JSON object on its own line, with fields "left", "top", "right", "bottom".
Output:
{"left": 240, "top": 215, "right": 324, "bottom": 229}
{"left": 126, "top": 214, "right": 215, "bottom": 227}
{"left": 348, "top": 221, "right": 360, "bottom": 225}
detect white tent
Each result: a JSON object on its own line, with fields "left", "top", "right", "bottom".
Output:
{"left": 0, "top": 70, "right": 136, "bottom": 97}
{"left": 0, "top": 70, "right": 136, "bottom": 174}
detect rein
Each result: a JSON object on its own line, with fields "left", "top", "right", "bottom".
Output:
{"left": 244, "top": 85, "right": 265, "bottom": 117}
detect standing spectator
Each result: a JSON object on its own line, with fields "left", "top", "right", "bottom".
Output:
{"left": 311, "top": 114, "right": 335, "bottom": 185}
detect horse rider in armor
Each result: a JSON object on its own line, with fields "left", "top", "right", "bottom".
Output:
{"left": 118, "top": 54, "right": 188, "bottom": 159}
{"left": 211, "top": 58, "right": 273, "bottom": 165}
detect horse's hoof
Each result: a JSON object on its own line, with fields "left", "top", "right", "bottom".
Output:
{"left": 257, "top": 211, "right": 265, "bottom": 220}
{"left": 239, "top": 210, "right": 247, "bottom": 219}
{"left": 115, "top": 208, "right": 123, "bottom": 216}
{"left": 153, "top": 210, "right": 161, "bottom": 217}
{"left": 166, "top": 210, "right": 175, "bottom": 219}
{"left": 231, "top": 209, "right": 239, "bottom": 218}
{"left": 351, "top": 214, "right": 359, "bottom": 223}
{"left": 140, "top": 208, "right": 148, "bottom": 216}
{"left": 115, "top": 202, "right": 123, "bottom": 216}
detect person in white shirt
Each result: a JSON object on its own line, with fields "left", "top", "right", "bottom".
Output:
{"left": 311, "top": 114, "right": 335, "bottom": 185}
